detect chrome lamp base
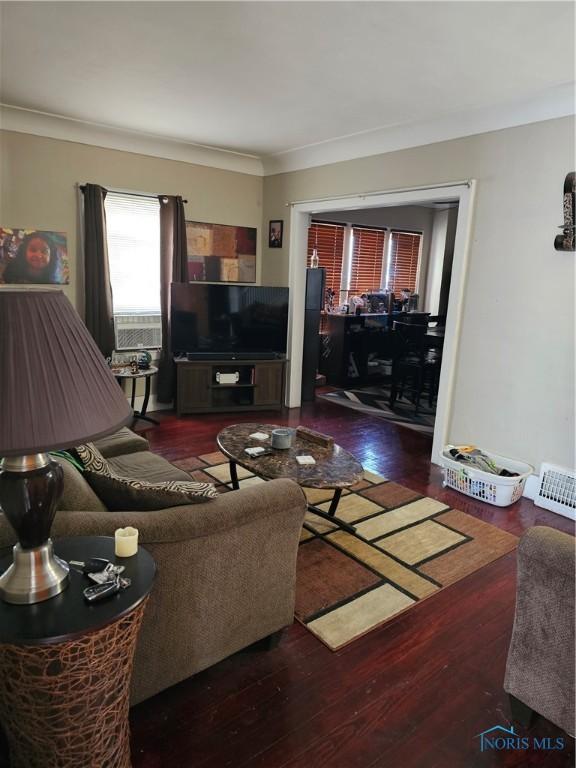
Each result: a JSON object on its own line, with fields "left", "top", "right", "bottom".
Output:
{"left": 0, "top": 539, "right": 69, "bottom": 604}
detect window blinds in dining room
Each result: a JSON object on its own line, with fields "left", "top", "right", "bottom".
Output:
{"left": 386, "top": 231, "right": 422, "bottom": 295}
{"left": 306, "top": 222, "right": 423, "bottom": 302}
{"left": 307, "top": 221, "right": 345, "bottom": 297}
{"left": 349, "top": 226, "right": 386, "bottom": 294}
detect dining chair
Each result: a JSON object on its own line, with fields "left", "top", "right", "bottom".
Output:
{"left": 389, "top": 322, "right": 442, "bottom": 413}
{"left": 400, "top": 312, "right": 430, "bottom": 326}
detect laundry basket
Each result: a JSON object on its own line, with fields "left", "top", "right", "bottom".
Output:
{"left": 440, "top": 446, "right": 533, "bottom": 507}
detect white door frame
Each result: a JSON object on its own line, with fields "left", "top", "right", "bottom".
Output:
{"left": 285, "top": 180, "right": 477, "bottom": 465}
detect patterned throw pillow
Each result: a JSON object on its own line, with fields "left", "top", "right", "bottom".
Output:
{"left": 75, "top": 443, "right": 218, "bottom": 510}
{"left": 75, "top": 443, "right": 112, "bottom": 475}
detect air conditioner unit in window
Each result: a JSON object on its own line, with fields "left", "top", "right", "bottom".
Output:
{"left": 114, "top": 314, "right": 162, "bottom": 351}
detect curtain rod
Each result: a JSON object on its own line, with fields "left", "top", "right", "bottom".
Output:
{"left": 311, "top": 219, "right": 388, "bottom": 232}
{"left": 79, "top": 184, "right": 188, "bottom": 204}
{"left": 287, "top": 180, "right": 471, "bottom": 207}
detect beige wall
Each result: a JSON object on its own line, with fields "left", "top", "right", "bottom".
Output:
{"left": 0, "top": 130, "right": 263, "bottom": 404}
{"left": 262, "top": 118, "right": 575, "bottom": 471}
{"left": 0, "top": 131, "right": 263, "bottom": 310}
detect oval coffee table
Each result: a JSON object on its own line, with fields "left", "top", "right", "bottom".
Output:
{"left": 217, "top": 423, "right": 364, "bottom": 533}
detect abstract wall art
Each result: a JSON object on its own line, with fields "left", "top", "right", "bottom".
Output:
{"left": 185, "top": 221, "right": 256, "bottom": 283}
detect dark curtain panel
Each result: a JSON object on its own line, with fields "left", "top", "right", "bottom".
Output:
{"left": 83, "top": 184, "right": 115, "bottom": 357}
{"left": 157, "top": 195, "right": 188, "bottom": 402}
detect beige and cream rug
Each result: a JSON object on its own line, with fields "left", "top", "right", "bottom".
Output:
{"left": 175, "top": 452, "right": 518, "bottom": 651}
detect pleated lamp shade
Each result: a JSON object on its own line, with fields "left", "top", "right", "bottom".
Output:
{"left": 0, "top": 290, "right": 132, "bottom": 456}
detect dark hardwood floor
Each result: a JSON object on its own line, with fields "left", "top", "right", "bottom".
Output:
{"left": 1, "top": 397, "right": 571, "bottom": 768}
{"left": 126, "top": 398, "right": 574, "bottom": 768}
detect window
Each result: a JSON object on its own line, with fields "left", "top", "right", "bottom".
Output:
{"left": 104, "top": 192, "right": 161, "bottom": 315}
{"left": 307, "top": 221, "right": 345, "bottom": 299}
{"left": 385, "top": 231, "right": 422, "bottom": 295}
{"left": 306, "top": 222, "right": 423, "bottom": 311}
{"left": 349, "top": 226, "right": 386, "bottom": 294}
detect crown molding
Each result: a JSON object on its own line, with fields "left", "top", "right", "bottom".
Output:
{"left": 0, "top": 105, "right": 264, "bottom": 177}
{"left": 2, "top": 83, "right": 573, "bottom": 179}
{"left": 262, "top": 83, "right": 575, "bottom": 175}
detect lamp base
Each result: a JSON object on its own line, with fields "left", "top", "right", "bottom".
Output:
{"left": 0, "top": 539, "right": 69, "bottom": 604}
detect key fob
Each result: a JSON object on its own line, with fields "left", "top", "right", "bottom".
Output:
{"left": 88, "top": 564, "right": 125, "bottom": 585}
{"left": 83, "top": 580, "right": 121, "bottom": 603}
{"left": 69, "top": 558, "right": 110, "bottom": 574}
{"left": 83, "top": 558, "right": 110, "bottom": 574}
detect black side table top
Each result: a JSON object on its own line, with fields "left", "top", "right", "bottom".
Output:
{"left": 0, "top": 536, "right": 156, "bottom": 645}
{"left": 114, "top": 365, "right": 158, "bottom": 380}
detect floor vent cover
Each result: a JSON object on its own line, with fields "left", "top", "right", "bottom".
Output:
{"left": 534, "top": 463, "right": 576, "bottom": 520}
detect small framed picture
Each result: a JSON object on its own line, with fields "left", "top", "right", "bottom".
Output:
{"left": 268, "top": 220, "right": 283, "bottom": 248}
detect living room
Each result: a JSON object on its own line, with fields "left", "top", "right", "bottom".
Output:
{"left": 0, "top": 2, "right": 574, "bottom": 767}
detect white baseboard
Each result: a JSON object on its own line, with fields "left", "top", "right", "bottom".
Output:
{"left": 523, "top": 473, "right": 539, "bottom": 501}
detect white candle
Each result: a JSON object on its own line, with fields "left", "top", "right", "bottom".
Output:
{"left": 115, "top": 527, "right": 139, "bottom": 557}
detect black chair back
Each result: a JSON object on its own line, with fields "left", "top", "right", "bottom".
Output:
{"left": 401, "top": 312, "right": 430, "bottom": 325}
{"left": 392, "top": 321, "right": 427, "bottom": 359}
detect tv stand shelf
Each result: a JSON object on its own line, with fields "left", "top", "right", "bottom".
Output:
{"left": 175, "top": 357, "right": 285, "bottom": 415}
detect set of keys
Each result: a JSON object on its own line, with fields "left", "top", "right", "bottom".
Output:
{"left": 69, "top": 558, "right": 131, "bottom": 603}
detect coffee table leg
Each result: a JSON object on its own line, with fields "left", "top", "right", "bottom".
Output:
{"left": 307, "top": 503, "right": 356, "bottom": 535}
{"left": 229, "top": 461, "right": 240, "bottom": 490}
{"left": 327, "top": 489, "right": 342, "bottom": 517}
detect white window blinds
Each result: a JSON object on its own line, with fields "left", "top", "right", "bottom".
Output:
{"left": 104, "top": 192, "right": 161, "bottom": 314}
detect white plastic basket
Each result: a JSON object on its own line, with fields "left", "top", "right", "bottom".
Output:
{"left": 440, "top": 446, "right": 534, "bottom": 507}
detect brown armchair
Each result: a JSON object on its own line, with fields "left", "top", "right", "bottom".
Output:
{"left": 504, "top": 526, "right": 575, "bottom": 735}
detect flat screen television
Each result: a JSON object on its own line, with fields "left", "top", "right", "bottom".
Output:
{"left": 171, "top": 283, "right": 289, "bottom": 357}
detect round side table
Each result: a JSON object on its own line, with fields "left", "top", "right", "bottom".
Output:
{"left": 0, "top": 536, "right": 155, "bottom": 768}
{"left": 115, "top": 365, "right": 159, "bottom": 425}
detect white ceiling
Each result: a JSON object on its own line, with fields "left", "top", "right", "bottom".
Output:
{"left": 1, "top": 1, "right": 574, "bottom": 174}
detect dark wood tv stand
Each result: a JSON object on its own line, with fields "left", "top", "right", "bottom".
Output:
{"left": 175, "top": 357, "right": 286, "bottom": 415}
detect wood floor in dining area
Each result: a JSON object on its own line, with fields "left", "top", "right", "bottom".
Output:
{"left": 124, "top": 398, "right": 574, "bottom": 768}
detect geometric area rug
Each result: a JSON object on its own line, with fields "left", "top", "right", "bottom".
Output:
{"left": 318, "top": 386, "right": 436, "bottom": 436}
{"left": 174, "top": 452, "right": 519, "bottom": 652}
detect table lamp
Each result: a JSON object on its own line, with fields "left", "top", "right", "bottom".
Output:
{"left": 0, "top": 290, "right": 132, "bottom": 604}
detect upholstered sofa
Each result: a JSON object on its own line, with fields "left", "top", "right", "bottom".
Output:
{"left": 0, "top": 428, "right": 307, "bottom": 705}
{"left": 504, "top": 526, "right": 575, "bottom": 735}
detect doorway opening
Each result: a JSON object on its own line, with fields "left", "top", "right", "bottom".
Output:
{"left": 285, "top": 182, "right": 476, "bottom": 464}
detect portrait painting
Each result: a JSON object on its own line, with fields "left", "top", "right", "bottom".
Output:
{"left": 268, "top": 220, "right": 283, "bottom": 248}
{"left": 0, "top": 228, "right": 69, "bottom": 285}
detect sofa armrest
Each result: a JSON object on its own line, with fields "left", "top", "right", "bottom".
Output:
{"left": 504, "top": 526, "right": 575, "bottom": 734}
{"left": 517, "top": 525, "right": 575, "bottom": 578}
